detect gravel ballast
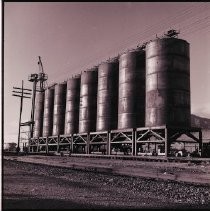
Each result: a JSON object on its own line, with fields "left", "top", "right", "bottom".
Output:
{"left": 3, "top": 158, "right": 210, "bottom": 209}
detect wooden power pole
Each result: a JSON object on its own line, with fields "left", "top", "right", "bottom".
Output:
{"left": 12, "top": 80, "right": 32, "bottom": 153}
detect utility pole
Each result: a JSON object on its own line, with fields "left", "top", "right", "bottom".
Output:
{"left": 28, "top": 56, "right": 48, "bottom": 139}
{"left": 12, "top": 80, "right": 32, "bottom": 154}
{"left": 28, "top": 74, "right": 38, "bottom": 139}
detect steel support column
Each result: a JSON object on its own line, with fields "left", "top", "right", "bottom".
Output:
{"left": 71, "top": 135, "right": 73, "bottom": 152}
{"left": 86, "top": 133, "right": 90, "bottom": 154}
{"left": 107, "top": 132, "right": 111, "bottom": 155}
{"left": 134, "top": 130, "right": 137, "bottom": 156}
{"left": 46, "top": 137, "right": 49, "bottom": 154}
{"left": 165, "top": 127, "right": 168, "bottom": 157}
{"left": 133, "top": 129, "right": 136, "bottom": 156}
{"left": 57, "top": 135, "right": 60, "bottom": 153}
{"left": 37, "top": 138, "right": 39, "bottom": 152}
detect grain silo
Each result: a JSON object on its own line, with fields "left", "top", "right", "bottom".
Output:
{"left": 42, "top": 85, "right": 55, "bottom": 137}
{"left": 145, "top": 37, "right": 191, "bottom": 127}
{"left": 96, "top": 59, "right": 119, "bottom": 131}
{"left": 65, "top": 75, "right": 81, "bottom": 134}
{"left": 33, "top": 91, "right": 45, "bottom": 137}
{"left": 118, "top": 49, "right": 146, "bottom": 129}
{"left": 79, "top": 68, "right": 98, "bottom": 133}
{"left": 52, "top": 82, "right": 67, "bottom": 136}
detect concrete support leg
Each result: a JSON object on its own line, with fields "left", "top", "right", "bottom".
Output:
{"left": 134, "top": 131, "right": 137, "bottom": 156}
{"left": 46, "top": 137, "right": 49, "bottom": 154}
{"left": 107, "top": 132, "right": 111, "bottom": 155}
{"left": 133, "top": 130, "right": 136, "bottom": 156}
{"left": 57, "top": 135, "right": 60, "bottom": 153}
{"left": 37, "top": 139, "right": 39, "bottom": 152}
{"left": 71, "top": 135, "right": 74, "bottom": 153}
{"left": 165, "top": 128, "right": 168, "bottom": 157}
{"left": 86, "top": 134, "right": 90, "bottom": 154}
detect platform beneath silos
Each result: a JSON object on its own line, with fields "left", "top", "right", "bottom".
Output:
{"left": 29, "top": 126, "right": 203, "bottom": 157}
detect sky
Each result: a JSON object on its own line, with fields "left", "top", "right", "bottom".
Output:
{"left": 4, "top": 2, "right": 210, "bottom": 144}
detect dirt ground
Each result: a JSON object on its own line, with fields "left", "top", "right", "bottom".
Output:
{"left": 5, "top": 155, "right": 210, "bottom": 184}
{"left": 3, "top": 158, "right": 210, "bottom": 210}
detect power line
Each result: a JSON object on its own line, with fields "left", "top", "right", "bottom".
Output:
{"left": 87, "top": 4, "right": 208, "bottom": 56}
{"left": 12, "top": 80, "right": 32, "bottom": 153}
{"left": 53, "top": 3, "right": 210, "bottom": 81}
{"left": 182, "top": 22, "right": 210, "bottom": 37}
{"left": 53, "top": 4, "right": 205, "bottom": 79}
{"left": 90, "top": 5, "right": 208, "bottom": 62}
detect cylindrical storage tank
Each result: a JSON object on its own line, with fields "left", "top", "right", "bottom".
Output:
{"left": 96, "top": 59, "right": 119, "bottom": 131}
{"left": 33, "top": 91, "right": 45, "bottom": 138}
{"left": 118, "top": 49, "right": 146, "bottom": 129}
{"left": 42, "top": 86, "right": 55, "bottom": 137}
{"left": 65, "top": 75, "right": 81, "bottom": 134}
{"left": 52, "top": 82, "right": 67, "bottom": 136}
{"left": 79, "top": 68, "right": 98, "bottom": 133}
{"left": 145, "top": 37, "right": 191, "bottom": 127}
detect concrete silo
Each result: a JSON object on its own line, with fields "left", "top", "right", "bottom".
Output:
{"left": 79, "top": 68, "right": 98, "bottom": 133}
{"left": 65, "top": 76, "right": 81, "bottom": 134}
{"left": 52, "top": 82, "right": 67, "bottom": 136}
{"left": 118, "top": 49, "right": 146, "bottom": 129}
{"left": 33, "top": 91, "right": 45, "bottom": 137}
{"left": 96, "top": 59, "right": 119, "bottom": 131}
{"left": 145, "top": 37, "right": 191, "bottom": 127}
{"left": 42, "top": 86, "right": 55, "bottom": 137}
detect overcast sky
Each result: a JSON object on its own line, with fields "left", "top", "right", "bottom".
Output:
{"left": 4, "top": 2, "right": 210, "bottom": 144}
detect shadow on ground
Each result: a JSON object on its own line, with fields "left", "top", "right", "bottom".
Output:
{"left": 3, "top": 195, "right": 115, "bottom": 209}
{"left": 3, "top": 195, "right": 210, "bottom": 210}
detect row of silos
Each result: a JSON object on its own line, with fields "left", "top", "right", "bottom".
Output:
{"left": 33, "top": 37, "right": 191, "bottom": 138}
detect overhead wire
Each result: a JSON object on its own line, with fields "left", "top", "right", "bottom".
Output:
{"left": 79, "top": 3, "right": 207, "bottom": 64}
{"left": 179, "top": 19, "right": 210, "bottom": 36}
{"left": 178, "top": 12, "right": 210, "bottom": 36}
{"left": 77, "top": 6, "right": 203, "bottom": 69}
{"left": 94, "top": 4, "right": 207, "bottom": 53}
{"left": 53, "top": 3, "right": 210, "bottom": 81}
{"left": 182, "top": 23, "right": 210, "bottom": 37}
{"left": 54, "top": 4, "right": 205, "bottom": 80}
{"left": 86, "top": 4, "right": 208, "bottom": 66}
